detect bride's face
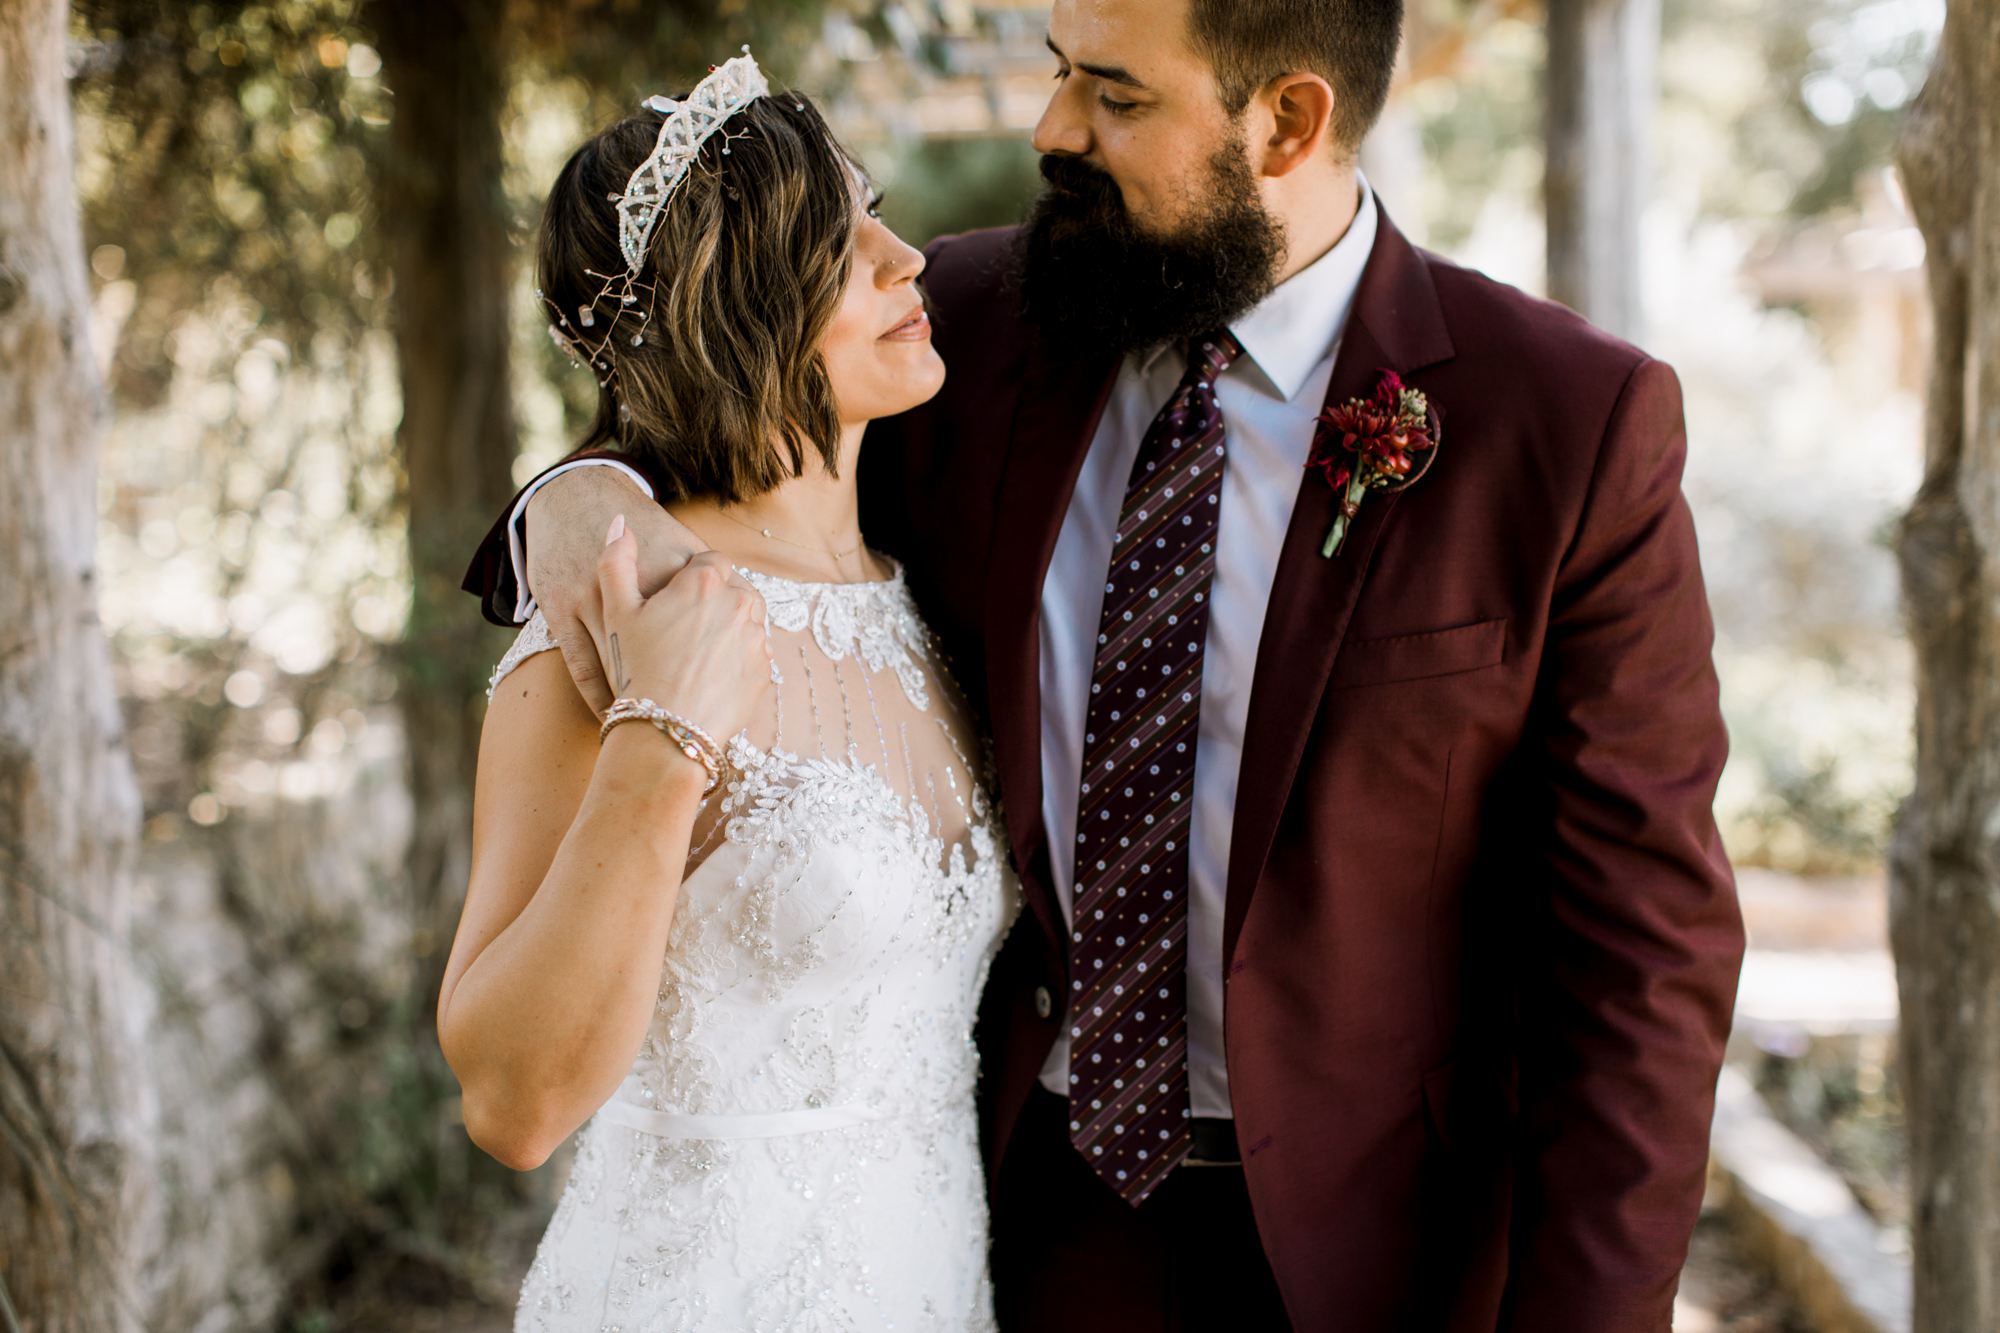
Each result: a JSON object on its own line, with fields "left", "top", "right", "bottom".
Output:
{"left": 819, "top": 202, "right": 946, "bottom": 427}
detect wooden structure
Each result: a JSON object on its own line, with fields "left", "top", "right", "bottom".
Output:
{"left": 1891, "top": 0, "right": 2000, "bottom": 1324}
{"left": 1544, "top": 0, "right": 1657, "bottom": 342}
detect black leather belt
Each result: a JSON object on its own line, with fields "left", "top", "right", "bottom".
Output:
{"left": 1184, "top": 1116, "right": 1241, "bottom": 1167}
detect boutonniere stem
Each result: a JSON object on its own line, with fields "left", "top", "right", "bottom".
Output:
{"left": 1308, "top": 370, "right": 1441, "bottom": 557}
{"left": 1327, "top": 471, "right": 1371, "bottom": 557}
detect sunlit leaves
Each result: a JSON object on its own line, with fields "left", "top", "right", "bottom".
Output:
{"left": 74, "top": 1, "right": 404, "bottom": 835}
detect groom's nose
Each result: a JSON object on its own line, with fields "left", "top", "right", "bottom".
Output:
{"left": 1032, "top": 80, "right": 1093, "bottom": 160}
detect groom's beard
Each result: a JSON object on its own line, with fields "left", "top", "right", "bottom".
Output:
{"left": 1011, "top": 145, "right": 1286, "bottom": 358}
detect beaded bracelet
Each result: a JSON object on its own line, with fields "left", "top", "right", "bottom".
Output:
{"left": 599, "top": 697, "right": 724, "bottom": 793}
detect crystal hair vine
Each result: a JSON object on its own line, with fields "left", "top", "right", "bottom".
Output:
{"left": 539, "top": 47, "right": 772, "bottom": 398}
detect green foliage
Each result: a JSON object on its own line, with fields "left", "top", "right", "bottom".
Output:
{"left": 1405, "top": 17, "right": 1547, "bottom": 256}
{"left": 1731, "top": 749, "right": 1903, "bottom": 872}
{"left": 1754, "top": 1034, "right": 1907, "bottom": 1232}
{"left": 1402, "top": 0, "right": 1940, "bottom": 256}
{"left": 71, "top": 0, "right": 390, "bottom": 387}
{"left": 77, "top": 0, "right": 405, "bottom": 841}
{"left": 1659, "top": 0, "right": 1938, "bottom": 220}
{"left": 508, "top": 0, "right": 830, "bottom": 118}
{"left": 872, "top": 136, "right": 1045, "bottom": 250}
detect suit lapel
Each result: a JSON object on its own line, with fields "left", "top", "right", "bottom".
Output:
{"left": 985, "top": 335, "right": 1120, "bottom": 953}
{"left": 1221, "top": 216, "right": 1456, "bottom": 967}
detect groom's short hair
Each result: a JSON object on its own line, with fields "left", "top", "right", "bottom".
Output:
{"left": 1188, "top": 0, "right": 1403, "bottom": 153}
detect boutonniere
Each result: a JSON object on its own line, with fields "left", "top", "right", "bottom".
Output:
{"left": 1307, "top": 369, "right": 1441, "bottom": 557}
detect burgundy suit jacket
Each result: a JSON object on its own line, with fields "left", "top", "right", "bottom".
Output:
{"left": 465, "top": 213, "right": 1743, "bottom": 1331}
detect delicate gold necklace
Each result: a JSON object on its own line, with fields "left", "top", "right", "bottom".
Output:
{"left": 715, "top": 506, "right": 865, "bottom": 567}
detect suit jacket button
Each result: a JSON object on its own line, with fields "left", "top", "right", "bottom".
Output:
{"left": 1034, "top": 985, "right": 1053, "bottom": 1019}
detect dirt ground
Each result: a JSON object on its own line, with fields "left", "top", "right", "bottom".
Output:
{"left": 1673, "top": 1208, "right": 1813, "bottom": 1333}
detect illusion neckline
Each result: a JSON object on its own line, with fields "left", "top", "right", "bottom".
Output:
{"left": 731, "top": 558, "right": 906, "bottom": 592}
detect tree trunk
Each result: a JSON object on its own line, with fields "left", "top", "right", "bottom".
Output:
{"left": 372, "top": 0, "right": 519, "bottom": 1012}
{"left": 1543, "top": 0, "right": 1657, "bottom": 342}
{"left": 1892, "top": 0, "right": 2000, "bottom": 1324}
{"left": 0, "top": 1, "right": 147, "bottom": 1327}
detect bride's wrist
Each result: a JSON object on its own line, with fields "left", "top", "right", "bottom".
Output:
{"left": 601, "top": 697, "right": 723, "bottom": 792}
{"left": 595, "top": 722, "right": 713, "bottom": 807}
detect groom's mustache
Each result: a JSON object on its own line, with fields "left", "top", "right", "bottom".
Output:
{"left": 1039, "top": 153, "right": 1116, "bottom": 195}
{"left": 1011, "top": 140, "right": 1283, "bottom": 356}
{"left": 1035, "top": 154, "right": 1129, "bottom": 222}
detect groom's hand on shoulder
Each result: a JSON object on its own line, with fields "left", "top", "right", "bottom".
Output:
{"left": 526, "top": 467, "right": 706, "bottom": 716}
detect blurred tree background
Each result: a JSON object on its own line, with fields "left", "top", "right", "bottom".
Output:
{"left": 50, "top": 3, "right": 1056, "bottom": 1323}
{"left": 6, "top": 0, "right": 1940, "bottom": 1323}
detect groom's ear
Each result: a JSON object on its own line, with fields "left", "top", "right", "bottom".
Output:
{"left": 1254, "top": 72, "right": 1338, "bottom": 178}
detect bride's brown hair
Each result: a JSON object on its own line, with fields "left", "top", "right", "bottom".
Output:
{"left": 537, "top": 91, "right": 858, "bottom": 503}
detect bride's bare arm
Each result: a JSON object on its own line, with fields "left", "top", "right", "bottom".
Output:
{"left": 526, "top": 466, "right": 707, "bottom": 716}
{"left": 439, "top": 530, "right": 770, "bottom": 1170}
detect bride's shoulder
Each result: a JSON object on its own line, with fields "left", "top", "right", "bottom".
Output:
{"left": 473, "top": 627, "right": 598, "bottom": 873}
{"left": 488, "top": 611, "right": 559, "bottom": 700}
{"left": 483, "top": 614, "right": 597, "bottom": 758}
{"left": 483, "top": 621, "right": 592, "bottom": 729}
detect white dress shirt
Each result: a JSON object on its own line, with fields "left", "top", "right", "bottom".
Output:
{"left": 504, "top": 181, "right": 1380, "bottom": 1120}
{"left": 1035, "top": 182, "right": 1378, "bottom": 1118}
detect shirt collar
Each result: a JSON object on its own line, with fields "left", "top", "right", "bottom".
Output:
{"left": 1136, "top": 171, "right": 1379, "bottom": 403}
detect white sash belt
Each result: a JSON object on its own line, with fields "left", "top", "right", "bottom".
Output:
{"left": 593, "top": 1096, "right": 894, "bottom": 1140}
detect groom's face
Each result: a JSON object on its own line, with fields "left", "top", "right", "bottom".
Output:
{"left": 1014, "top": 0, "right": 1287, "bottom": 355}
{"left": 1032, "top": 0, "right": 1243, "bottom": 236}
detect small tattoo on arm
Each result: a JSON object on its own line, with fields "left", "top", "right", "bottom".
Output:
{"left": 609, "top": 631, "right": 631, "bottom": 695}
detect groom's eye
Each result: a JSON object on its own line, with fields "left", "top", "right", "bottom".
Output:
{"left": 1099, "top": 95, "right": 1137, "bottom": 115}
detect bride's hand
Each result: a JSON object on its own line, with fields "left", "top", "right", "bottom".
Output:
{"left": 596, "top": 515, "right": 771, "bottom": 743}
{"left": 527, "top": 468, "right": 708, "bottom": 716}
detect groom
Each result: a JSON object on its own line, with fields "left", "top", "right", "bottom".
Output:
{"left": 464, "top": 0, "right": 1743, "bottom": 1327}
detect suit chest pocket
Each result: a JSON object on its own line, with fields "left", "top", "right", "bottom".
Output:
{"left": 1328, "top": 617, "right": 1508, "bottom": 690}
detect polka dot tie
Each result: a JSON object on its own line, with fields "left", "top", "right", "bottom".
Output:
{"left": 1068, "top": 330, "right": 1241, "bottom": 1206}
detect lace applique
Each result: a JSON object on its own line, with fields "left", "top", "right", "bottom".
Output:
{"left": 519, "top": 709, "right": 1015, "bottom": 1327}
{"left": 488, "top": 611, "right": 558, "bottom": 699}
{"left": 509, "top": 562, "right": 1014, "bottom": 1333}
{"left": 740, "top": 565, "right": 933, "bottom": 710}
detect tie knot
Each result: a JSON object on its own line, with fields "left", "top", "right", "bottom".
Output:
{"left": 1188, "top": 331, "right": 1242, "bottom": 385}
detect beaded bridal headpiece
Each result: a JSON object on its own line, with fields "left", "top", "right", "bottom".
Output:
{"left": 619, "top": 50, "right": 770, "bottom": 275}
{"left": 542, "top": 48, "right": 771, "bottom": 389}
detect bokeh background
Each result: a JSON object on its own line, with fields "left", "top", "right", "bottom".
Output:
{"left": 63, "top": 0, "right": 1935, "bottom": 1324}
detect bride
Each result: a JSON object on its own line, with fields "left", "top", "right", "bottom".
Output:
{"left": 438, "top": 55, "right": 1017, "bottom": 1331}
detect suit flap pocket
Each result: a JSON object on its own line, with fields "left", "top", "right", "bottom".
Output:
{"left": 1329, "top": 617, "right": 1507, "bottom": 689}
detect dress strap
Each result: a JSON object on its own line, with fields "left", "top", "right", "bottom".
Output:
{"left": 488, "top": 611, "right": 559, "bottom": 699}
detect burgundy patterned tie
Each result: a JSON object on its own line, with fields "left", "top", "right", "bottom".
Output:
{"left": 1069, "top": 331, "right": 1241, "bottom": 1205}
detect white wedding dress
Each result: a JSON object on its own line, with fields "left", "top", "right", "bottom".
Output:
{"left": 489, "top": 564, "right": 1018, "bottom": 1333}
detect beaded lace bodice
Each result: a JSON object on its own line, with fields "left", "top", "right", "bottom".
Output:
{"left": 496, "top": 563, "right": 1017, "bottom": 1333}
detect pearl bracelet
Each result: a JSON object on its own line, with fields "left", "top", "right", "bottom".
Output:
{"left": 599, "top": 698, "right": 724, "bottom": 793}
